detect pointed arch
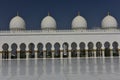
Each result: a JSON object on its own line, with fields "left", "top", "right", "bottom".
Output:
{"left": 112, "top": 41, "right": 119, "bottom": 57}
{"left": 20, "top": 43, "right": 26, "bottom": 58}
{"left": 71, "top": 42, "right": 77, "bottom": 57}
{"left": 104, "top": 41, "right": 110, "bottom": 57}
{"left": 11, "top": 43, "right": 18, "bottom": 59}
{"left": 96, "top": 42, "right": 102, "bottom": 57}
{"left": 28, "top": 43, "right": 35, "bottom": 58}
{"left": 87, "top": 42, "right": 94, "bottom": 57}
{"left": 46, "top": 42, "right": 52, "bottom": 58}
{"left": 62, "top": 42, "right": 69, "bottom": 58}
{"left": 79, "top": 42, "right": 86, "bottom": 57}
{"left": 54, "top": 42, "right": 60, "bottom": 58}
{"left": 2, "top": 43, "right": 9, "bottom": 59}
{"left": 37, "top": 43, "right": 44, "bottom": 58}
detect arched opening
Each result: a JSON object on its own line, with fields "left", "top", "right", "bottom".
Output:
{"left": 46, "top": 43, "right": 52, "bottom": 58}
{"left": 28, "top": 43, "right": 35, "bottom": 58}
{"left": 79, "top": 42, "right": 86, "bottom": 57}
{"left": 104, "top": 41, "right": 110, "bottom": 57}
{"left": 2, "top": 43, "right": 9, "bottom": 59}
{"left": 54, "top": 42, "right": 60, "bottom": 58}
{"left": 11, "top": 43, "right": 17, "bottom": 59}
{"left": 62, "top": 42, "right": 69, "bottom": 58}
{"left": 37, "top": 43, "right": 43, "bottom": 58}
{"left": 112, "top": 41, "right": 119, "bottom": 57}
{"left": 88, "top": 42, "right": 94, "bottom": 57}
{"left": 96, "top": 42, "right": 102, "bottom": 57}
{"left": 20, "top": 43, "right": 26, "bottom": 58}
{"left": 71, "top": 42, "right": 77, "bottom": 57}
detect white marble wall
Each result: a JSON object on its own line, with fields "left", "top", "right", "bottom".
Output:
{"left": 0, "top": 30, "right": 120, "bottom": 59}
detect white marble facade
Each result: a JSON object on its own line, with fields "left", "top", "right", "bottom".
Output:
{"left": 0, "top": 13, "right": 120, "bottom": 59}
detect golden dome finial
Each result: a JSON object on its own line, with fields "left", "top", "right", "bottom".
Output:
{"left": 48, "top": 12, "right": 50, "bottom": 16}
{"left": 17, "top": 11, "right": 19, "bottom": 16}
{"left": 78, "top": 11, "right": 80, "bottom": 16}
{"left": 108, "top": 11, "right": 110, "bottom": 15}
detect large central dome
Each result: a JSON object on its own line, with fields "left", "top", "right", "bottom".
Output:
{"left": 101, "top": 13, "right": 118, "bottom": 29}
{"left": 9, "top": 15, "right": 26, "bottom": 30}
{"left": 41, "top": 13, "right": 56, "bottom": 30}
{"left": 72, "top": 13, "right": 87, "bottom": 29}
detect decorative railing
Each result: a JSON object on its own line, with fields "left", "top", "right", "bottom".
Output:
{"left": 0, "top": 29, "right": 120, "bottom": 33}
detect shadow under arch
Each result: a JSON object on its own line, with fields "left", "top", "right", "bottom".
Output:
{"left": 54, "top": 42, "right": 60, "bottom": 58}
{"left": 46, "top": 42, "right": 52, "bottom": 58}
{"left": 62, "top": 42, "right": 69, "bottom": 58}
{"left": 2, "top": 43, "right": 9, "bottom": 59}
{"left": 20, "top": 43, "right": 26, "bottom": 58}
{"left": 79, "top": 42, "right": 86, "bottom": 57}
{"left": 28, "top": 43, "right": 35, "bottom": 58}
{"left": 37, "top": 43, "right": 44, "bottom": 58}
{"left": 96, "top": 42, "right": 102, "bottom": 57}
{"left": 104, "top": 41, "right": 110, "bottom": 57}
{"left": 112, "top": 41, "right": 119, "bottom": 57}
{"left": 88, "top": 42, "right": 94, "bottom": 57}
{"left": 11, "top": 43, "right": 18, "bottom": 59}
{"left": 71, "top": 42, "right": 77, "bottom": 57}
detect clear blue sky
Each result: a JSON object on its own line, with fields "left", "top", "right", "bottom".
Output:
{"left": 0, "top": 0, "right": 120, "bottom": 30}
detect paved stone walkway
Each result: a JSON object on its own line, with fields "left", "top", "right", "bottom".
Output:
{"left": 0, "top": 58, "right": 120, "bottom": 80}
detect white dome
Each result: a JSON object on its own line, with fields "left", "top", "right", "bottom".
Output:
{"left": 41, "top": 15, "right": 56, "bottom": 30}
{"left": 10, "top": 16, "right": 26, "bottom": 30}
{"left": 72, "top": 15, "right": 87, "bottom": 29}
{"left": 101, "top": 14, "right": 118, "bottom": 29}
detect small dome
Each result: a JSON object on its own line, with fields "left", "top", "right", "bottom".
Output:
{"left": 101, "top": 13, "right": 118, "bottom": 29}
{"left": 41, "top": 14, "right": 56, "bottom": 30}
{"left": 72, "top": 13, "right": 87, "bottom": 29}
{"left": 9, "top": 15, "right": 26, "bottom": 30}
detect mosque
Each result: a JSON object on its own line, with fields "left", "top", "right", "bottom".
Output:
{"left": 0, "top": 12, "right": 120, "bottom": 59}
